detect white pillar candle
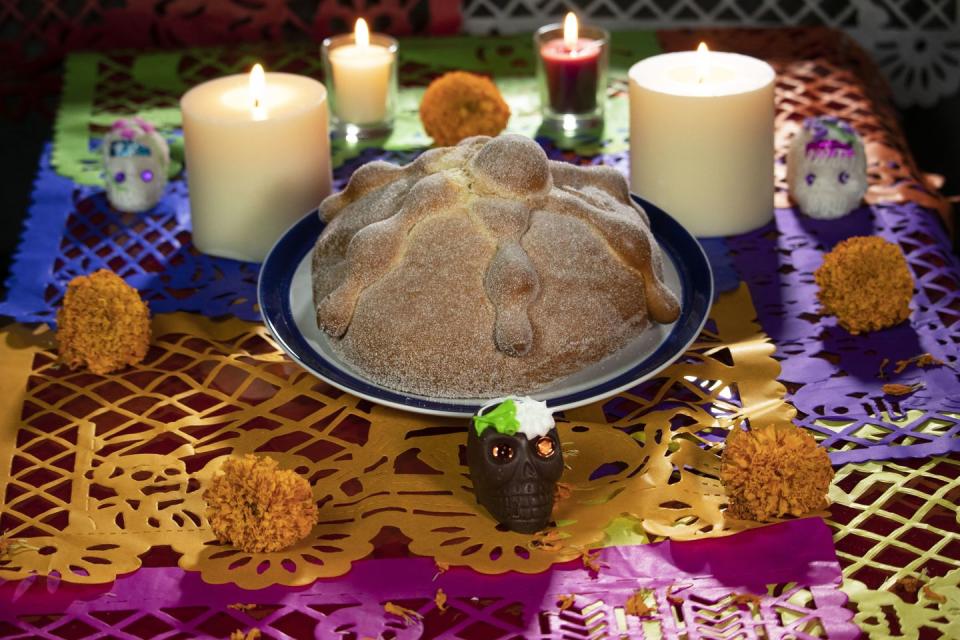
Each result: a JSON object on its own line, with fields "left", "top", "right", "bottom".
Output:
{"left": 326, "top": 19, "right": 396, "bottom": 126}
{"left": 629, "top": 44, "right": 775, "bottom": 237}
{"left": 181, "top": 65, "right": 332, "bottom": 262}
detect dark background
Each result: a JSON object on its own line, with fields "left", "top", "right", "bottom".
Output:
{"left": 1, "top": 0, "right": 958, "bottom": 302}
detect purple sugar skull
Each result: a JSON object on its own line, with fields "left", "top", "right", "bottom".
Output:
{"left": 787, "top": 116, "right": 867, "bottom": 220}
{"left": 103, "top": 117, "right": 170, "bottom": 212}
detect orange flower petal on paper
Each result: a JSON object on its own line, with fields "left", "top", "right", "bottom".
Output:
{"left": 665, "top": 585, "right": 685, "bottom": 606}
{"left": 384, "top": 602, "right": 424, "bottom": 625}
{"left": 434, "top": 588, "right": 448, "bottom": 613}
{"left": 892, "top": 353, "right": 944, "bottom": 375}
{"left": 531, "top": 529, "right": 566, "bottom": 552}
{"left": 625, "top": 590, "right": 655, "bottom": 618}
{"left": 557, "top": 594, "right": 576, "bottom": 611}
{"left": 895, "top": 575, "right": 923, "bottom": 594}
{"left": 922, "top": 585, "right": 947, "bottom": 604}
{"left": 732, "top": 592, "right": 764, "bottom": 608}
{"left": 916, "top": 353, "right": 944, "bottom": 368}
{"left": 881, "top": 382, "right": 924, "bottom": 396}
{"left": 877, "top": 357, "right": 890, "bottom": 379}
{"left": 580, "top": 549, "right": 605, "bottom": 574}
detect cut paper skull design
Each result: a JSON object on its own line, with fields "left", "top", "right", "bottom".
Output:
{"left": 787, "top": 116, "right": 867, "bottom": 220}
{"left": 467, "top": 397, "right": 564, "bottom": 533}
{"left": 103, "top": 117, "right": 170, "bottom": 212}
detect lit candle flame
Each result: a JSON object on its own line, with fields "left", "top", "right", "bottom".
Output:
{"left": 695, "top": 42, "right": 709, "bottom": 84}
{"left": 250, "top": 63, "right": 265, "bottom": 108}
{"left": 249, "top": 63, "right": 267, "bottom": 120}
{"left": 563, "top": 12, "right": 578, "bottom": 50}
{"left": 355, "top": 18, "right": 370, "bottom": 48}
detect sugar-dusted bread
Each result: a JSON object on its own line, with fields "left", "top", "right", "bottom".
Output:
{"left": 311, "top": 134, "right": 680, "bottom": 397}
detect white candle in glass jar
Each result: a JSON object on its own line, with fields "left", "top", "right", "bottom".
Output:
{"left": 328, "top": 19, "right": 395, "bottom": 125}
{"left": 181, "top": 65, "right": 332, "bottom": 262}
{"left": 629, "top": 44, "right": 775, "bottom": 237}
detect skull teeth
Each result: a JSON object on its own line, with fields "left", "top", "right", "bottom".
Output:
{"left": 493, "top": 491, "right": 552, "bottom": 519}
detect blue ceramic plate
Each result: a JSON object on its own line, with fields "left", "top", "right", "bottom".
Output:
{"left": 259, "top": 195, "right": 713, "bottom": 416}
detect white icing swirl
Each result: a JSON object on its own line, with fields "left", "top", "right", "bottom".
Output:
{"left": 479, "top": 396, "right": 555, "bottom": 440}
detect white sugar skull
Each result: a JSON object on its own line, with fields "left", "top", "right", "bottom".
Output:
{"left": 103, "top": 117, "right": 170, "bottom": 212}
{"left": 787, "top": 117, "right": 867, "bottom": 220}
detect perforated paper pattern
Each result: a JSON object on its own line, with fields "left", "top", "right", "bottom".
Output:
{"left": 827, "top": 456, "right": 960, "bottom": 591}
{"left": 0, "top": 519, "right": 859, "bottom": 639}
{"left": 0, "top": 286, "right": 798, "bottom": 588}
{"left": 845, "top": 568, "right": 960, "bottom": 640}
{"left": 830, "top": 455, "right": 960, "bottom": 639}
{"left": 0, "top": 146, "right": 261, "bottom": 323}
{"left": 728, "top": 202, "right": 960, "bottom": 465}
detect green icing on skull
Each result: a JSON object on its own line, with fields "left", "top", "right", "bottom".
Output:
{"left": 473, "top": 399, "right": 520, "bottom": 437}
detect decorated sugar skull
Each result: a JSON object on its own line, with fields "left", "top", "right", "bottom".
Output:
{"left": 466, "top": 396, "right": 563, "bottom": 533}
{"left": 787, "top": 116, "right": 867, "bottom": 220}
{"left": 103, "top": 117, "right": 170, "bottom": 212}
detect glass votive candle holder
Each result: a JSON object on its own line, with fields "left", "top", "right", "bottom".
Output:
{"left": 321, "top": 20, "right": 398, "bottom": 140}
{"left": 534, "top": 18, "right": 609, "bottom": 137}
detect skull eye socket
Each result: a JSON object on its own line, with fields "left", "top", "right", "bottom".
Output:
{"left": 805, "top": 173, "right": 816, "bottom": 186}
{"left": 838, "top": 171, "right": 850, "bottom": 184}
{"left": 490, "top": 442, "right": 515, "bottom": 463}
{"left": 140, "top": 169, "right": 154, "bottom": 183}
{"left": 535, "top": 436, "right": 555, "bottom": 458}
{"left": 114, "top": 171, "right": 126, "bottom": 184}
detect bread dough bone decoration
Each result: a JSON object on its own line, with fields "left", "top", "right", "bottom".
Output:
{"left": 467, "top": 397, "right": 564, "bottom": 533}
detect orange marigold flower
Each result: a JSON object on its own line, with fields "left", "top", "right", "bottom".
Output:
{"left": 419, "top": 71, "right": 510, "bottom": 146}
{"left": 56, "top": 269, "right": 151, "bottom": 374}
{"left": 814, "top": 236, "right": 913, "bottom": 334}
{"left": 203, "top": 455, "right": 318, "bottom": 553}
{"left": 720, "top": 424, "right": 834, "bottom": 521}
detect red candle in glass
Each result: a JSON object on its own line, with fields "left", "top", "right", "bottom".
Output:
{"left": 540, "top": 15, "right": 601, "bottom": 114}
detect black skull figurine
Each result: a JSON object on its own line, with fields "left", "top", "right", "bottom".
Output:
{"left": 466, "top": 397, "right": 564, "bottom": 533}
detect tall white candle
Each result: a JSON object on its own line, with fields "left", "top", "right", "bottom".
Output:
{"left": 629, "top": 44, "right": 775, "bottom": 237}
{"left": 181, "top": 65, "right": 332, "bottom": 262}
{"left": 327, "top": 19, "right": 395, "bottom": 125}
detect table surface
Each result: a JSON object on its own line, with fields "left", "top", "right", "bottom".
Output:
{"left": 0, "top": 27, "right": 957, "bottom": 640}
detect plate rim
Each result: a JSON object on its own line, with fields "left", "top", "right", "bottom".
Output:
{"left": 258, "top": 194, "right": 714, "bottom": 417}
